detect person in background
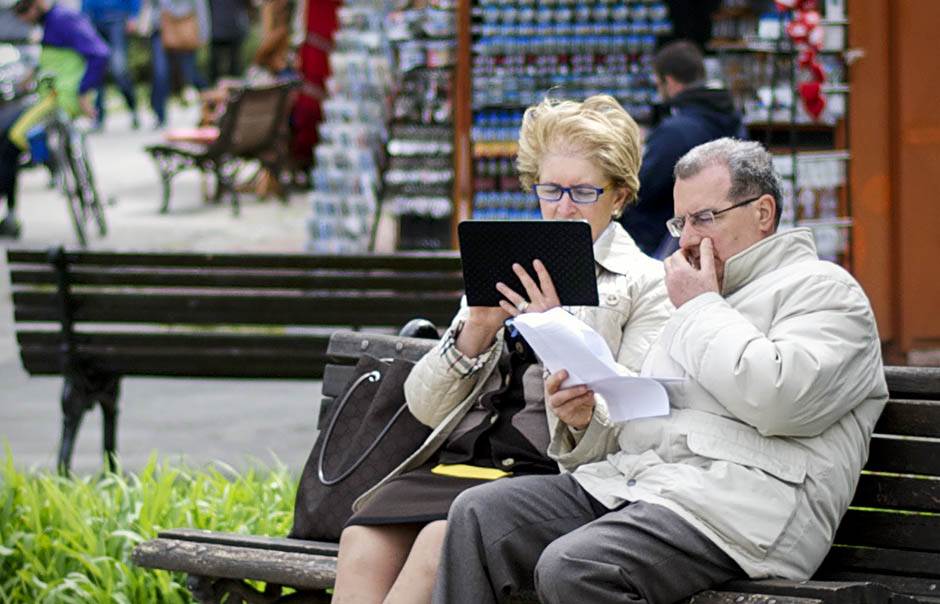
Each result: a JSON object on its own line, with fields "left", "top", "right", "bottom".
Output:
{"left": 249, "top": 0, "right": 291, "bottom": 81}
{"left": 207, "top": 0, "right": 249, "bottom": 85}
{"left": 136, "top": 0, "right": 207, "bottom": 128}
{"left": 436, "top": 138, "right": 887, "bottom": 604}
{"left": 619, "top": 39, "right": 746, "bottom": 258}
{"left": 329, "top": 95, "right": 671, "bottom": 604}
{"left": 1, "top": 0, "right": 108, "bottom": 238}
{"left": 81, "top": 0, "right": 140, "bottom": 130}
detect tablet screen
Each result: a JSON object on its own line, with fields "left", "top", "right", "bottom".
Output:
{"left": 458, "top": 220, "right": 599, "bottom": 307}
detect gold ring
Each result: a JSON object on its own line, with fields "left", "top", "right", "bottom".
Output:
{"left": 516, "top": 300, "right": 529, "bottom": 313}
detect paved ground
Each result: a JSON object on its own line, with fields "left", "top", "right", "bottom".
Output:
{"left": 0, "top": 105, "right": 324, "bottom": 475}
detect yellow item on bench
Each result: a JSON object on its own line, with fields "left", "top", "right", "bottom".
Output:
{"left": 431, "top": 464, "right": 512, "bottom": 480}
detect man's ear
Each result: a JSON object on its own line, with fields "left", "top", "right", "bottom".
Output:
{"left": 757, "top": 194, "right": 777, "bottom": 233}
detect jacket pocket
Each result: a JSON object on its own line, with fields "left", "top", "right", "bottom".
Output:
{"left": 661, "top": 431, "right": 807, "bottom": 558}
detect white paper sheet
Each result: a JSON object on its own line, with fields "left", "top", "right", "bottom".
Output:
{"left": 512, "top": 308, "right": 677, "bottom": 423}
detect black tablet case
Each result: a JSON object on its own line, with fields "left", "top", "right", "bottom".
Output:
{"left": 458, "top": 220, "right": 599, "bottom": 307}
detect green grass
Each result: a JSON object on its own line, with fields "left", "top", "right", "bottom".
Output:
{"left": 0, "top": 450, "right": 297, "bottom": 603}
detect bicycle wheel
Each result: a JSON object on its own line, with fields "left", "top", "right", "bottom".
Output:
{"left": 48, "top": 122, "right": 88, "bottom": 246}
{"left": 72, "top": 131, "right": 107, "bottom": 237}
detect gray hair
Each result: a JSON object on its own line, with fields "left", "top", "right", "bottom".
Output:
{"left": 674, "top": 138, "right": 783, "bottom": 229}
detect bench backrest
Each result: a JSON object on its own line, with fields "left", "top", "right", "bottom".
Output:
{"left": 815, "top": 366, "right": 940, "bottom": 595}
{"left": 209, "top": 81, "right": 297, "bottom": 158}
{"left": 7, "top": 248, "right": 462, "bottom": 379}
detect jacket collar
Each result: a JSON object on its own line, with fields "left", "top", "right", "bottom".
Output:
{"left": 593, "top": 222, "right": 646, "bottom": 276}
{"left": 721, "top": 228, "right": 818, "bottom": 296}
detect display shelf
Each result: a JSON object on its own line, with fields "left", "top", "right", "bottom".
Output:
{"left": 712, "top": 0, "right": 852, "bottom": 267}
{"left": 466, "top": 0, "right": 672, "bottom": 221}
{"left": 383, "top": 3, "right": 458, "bottom": 250}
{"left": 306, "top": 0, "right": 393, "bottom": 253}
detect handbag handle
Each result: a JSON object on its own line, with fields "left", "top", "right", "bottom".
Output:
{"left": 317, "top": 368, "right": 413, "bottom": 486}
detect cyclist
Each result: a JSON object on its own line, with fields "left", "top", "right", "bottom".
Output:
{"left": 0, "top": 0, "right": 108, "bottom": 239}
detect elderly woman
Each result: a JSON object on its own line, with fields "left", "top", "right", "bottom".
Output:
{"left": 331, "top": 94, "right": 670, "bottom": 604}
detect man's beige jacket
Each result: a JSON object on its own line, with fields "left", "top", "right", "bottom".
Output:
{"left": 556, "top": 228, "right": 888, "bottom": 579}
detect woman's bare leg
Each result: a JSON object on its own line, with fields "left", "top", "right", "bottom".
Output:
{"left": 332, "top": 523, "right": 422, "bottom": 604}
{"left": 383, "top": 520, "right": 448, "bottom": 604}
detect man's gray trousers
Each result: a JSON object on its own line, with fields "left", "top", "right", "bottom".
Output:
{"left": 432, "top": 473, "right": 743, "bottom": 603}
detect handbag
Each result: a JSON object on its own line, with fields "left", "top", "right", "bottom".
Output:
{"left": 289, "top": 354, "right": 432, "bottom": 541}
{"left": 160, "top": 10, "right": 200, "bottom": 52}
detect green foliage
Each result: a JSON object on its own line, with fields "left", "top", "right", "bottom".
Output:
{"left": 0, "top": 449, "right": 297, "bottom": 603}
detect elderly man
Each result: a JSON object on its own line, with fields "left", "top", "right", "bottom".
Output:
{"left": 433, "top": 138, "right": 887, "bottom": 604}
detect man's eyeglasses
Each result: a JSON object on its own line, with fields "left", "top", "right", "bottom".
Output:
{"left": 665, "top": 195, "right": 763, "bottom": 238}
{"left": 532, "top": 183, "right": 605, "bottom": 205}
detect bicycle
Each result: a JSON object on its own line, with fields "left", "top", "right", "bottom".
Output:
{"left": 2, "top": 54, "right": 108, "bottom": 246}
{"left": 40, "top": 106, "right": 107, "bottom": 246}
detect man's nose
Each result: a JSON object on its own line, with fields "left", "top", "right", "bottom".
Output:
{"left": 679, "top": 219, "right": 700, "bottom": 250}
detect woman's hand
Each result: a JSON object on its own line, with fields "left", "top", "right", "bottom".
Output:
{"left": 455, "top": 306, "right": 510, "bottom": 358}
{"left": 545, "top": 369, "right": 595, "bottom": 431}
{"left": 496, "top": 259, "right": 561, "bottom": 317}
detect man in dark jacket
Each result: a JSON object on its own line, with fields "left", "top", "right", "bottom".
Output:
{"left": 619, "top": 40, "right": 746, "bottom": 257}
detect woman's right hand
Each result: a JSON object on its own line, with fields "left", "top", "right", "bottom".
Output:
{"left": 455, "top": 306, "right": 511, "bottom": 358}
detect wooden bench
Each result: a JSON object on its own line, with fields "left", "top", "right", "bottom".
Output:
{"left": 6, "top": 247, "right": 462, "bottom": 473}
{"left": 131, "top": 328, "right": 940, "bottom": 604}
{"left": 145, "top": 80, "right": 297, "bottom": 215}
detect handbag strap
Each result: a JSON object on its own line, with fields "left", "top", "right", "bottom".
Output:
{"left": 317, "top": 368, "right": 413, "bottom": 486}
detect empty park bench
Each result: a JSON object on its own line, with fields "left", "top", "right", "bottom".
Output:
{"left": 144, "top": 80, "right": 297, "bottom": 215}
{"left": 6, "top": 247, "right": 462, "bottom": 473}
{"left": 131, "top": 327, "right": 940, "bottom": 604}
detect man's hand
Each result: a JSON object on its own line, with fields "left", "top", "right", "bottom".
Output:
{"left": 665, "top": 238, "right": 720, "bottom": 308}
{"left": 545, "top": 369, "right": 595, "bottom": 431}
{"left": 78, "top": 95, "right": 97, "bottom": 120}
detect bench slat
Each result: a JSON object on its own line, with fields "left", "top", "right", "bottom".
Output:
{"left": 17, "top": 331, "right": 331, "bottom": 351}
{"left": 20, "top": 350, "right": 329, "bottom": 378}
{"left": 834, "top": 508, "right": 940, "bottom": 552}
{"left": 10, "top": 267, "right": 464, "bottom": 291}
{"left": 13, "top": 291, "right": 460, "bottom": 327}
{"left": 688, "top": 593, "right": 822, "bottom": 604}
{"left": 156, "top": 529, "right": 338, "bottom": 557}
{"left": 820, "top": 545, "right": 940, "bottom": 579}
{"left": 851, "top": 473, "right": 940, "bottom": 513}
{"left": 874, "top": 399, "right": 940, "bottom": 438}
{"left": 811, "top": 571, "right": 940, "bottom": 601}
{"left": 720, "top": 579, "right": 899, "bottom": 604}
{"left": 326, "top": 331, "right": 438, "bottom": 365}
{"left": 864, "top": 437, "right": 940, "bottom": 476}
{"left": 7, "top": 249, "right": 461, "bottom": 271}
{"left": 885, "top": 366, "right": 940, "bottom": 399}
{"left": 131, "top": 538, "right": 336, "bottom": 590}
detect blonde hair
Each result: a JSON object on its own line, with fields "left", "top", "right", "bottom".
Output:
{"left": 516, "top": 95, "right": 642, "bottom": 215}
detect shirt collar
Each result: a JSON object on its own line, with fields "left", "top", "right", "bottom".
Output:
{"left": 592, "top": 222, "right": 646, "bottom": 276}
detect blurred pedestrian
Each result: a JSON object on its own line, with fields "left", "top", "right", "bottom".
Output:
{"left": 137, "top": 0, "right": 207, "bottom": 128}
{"left": 81, "top": 0, "right": 140, "bottom": 130}
{"left": 207, "top": 0, "right": 249, "bottom": 85}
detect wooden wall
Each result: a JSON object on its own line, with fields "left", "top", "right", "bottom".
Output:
{"left": 850, "top": 0, "right": 940, "bottom": 362}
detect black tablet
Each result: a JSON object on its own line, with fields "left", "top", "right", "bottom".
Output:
{"left": 458, "top": 220, "right": 599, "bottom": 307}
